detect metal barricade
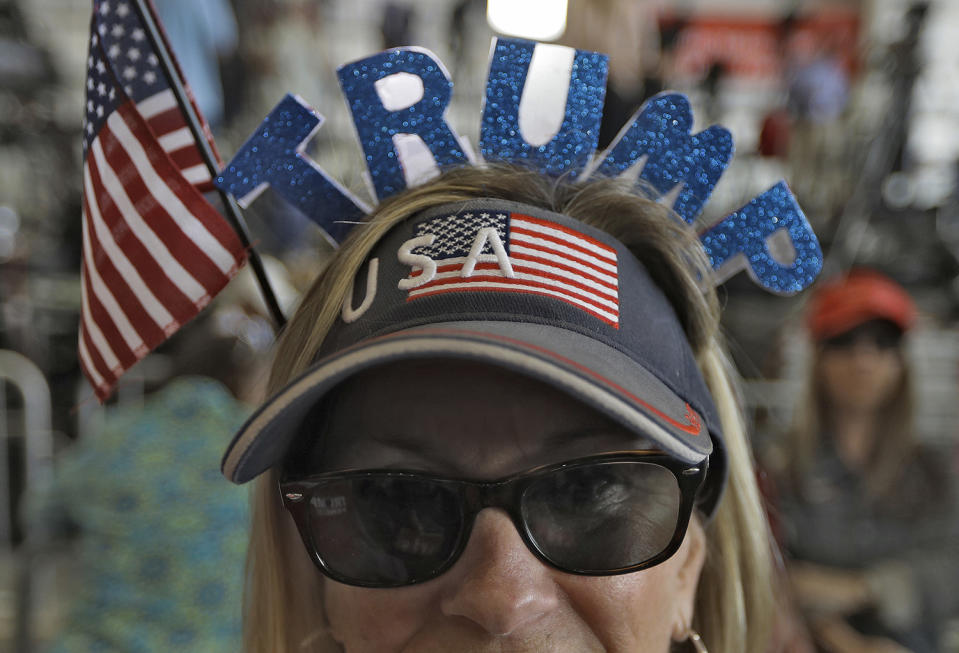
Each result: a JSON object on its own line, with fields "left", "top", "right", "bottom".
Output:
{"left": 0, "top": 350, "right": 53, "bottom": 653}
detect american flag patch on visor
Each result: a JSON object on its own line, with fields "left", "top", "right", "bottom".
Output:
{"left": 404, "top": 211, "right": 620, "bottom": 326}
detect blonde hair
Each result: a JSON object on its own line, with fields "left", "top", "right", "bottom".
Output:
{"left": 243, "top": 165, "right": 777, "bottom": 653}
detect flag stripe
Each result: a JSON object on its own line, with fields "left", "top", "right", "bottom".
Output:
{"left": 147, "top": 107, "right": 186, "bottom": 138}
{"left": 139, "top": 94, "right": 216, "bottom": 182}
{"left": 510, "top": 243, "right": 617, "bottom": 281}
{"left": 81, "top": 254, "right": 139, "bottom": 372}
{"left": 137, "top": 88, "right": 177, "bottom": 119}
{"left": 180, "top": 163, "right": 211, "bottom": 184}
{"left": 82, "top": 194, "right": 163, "bottom": 352}
{"left": 424, "top": 263, "right": 619, "bottom": 309}
{"left": 99, "top": 116, "right": 231, "bottom": 301}
{"left": 78, "top": 322, "right": 111, "bottom": 393}
{"left": 512, "top": 219, "right": 617, "bottom": 270}
{"left": 510, "top": 254, "right": 618, "bottom": 292}
{"left": 168, "top": 145, "right": 205, "bottom": 170}
{"left": 111, "top": 108, "right": 240, "bottom": 276}
{"left": 158, "top": 126, "right": 194, "bottom": 151}
{"left": 78, "top": 255, "right": 123, "bottom": 376}
{"left": 89, "top": 138, "right": 201, "bottom": 328}
{"left": 139, "top": 92, "right": 219, "bottom": 195}
{"left": 484, "top": 263, "right": 617, "bottom": 305}
{"left": 167, "top": 147, "right": 210, "bottom": 169}
{"left": 84, "top": 160, "right": 181, "bottom": 336}
{"left": 95, "top": 123, "right": 208, "bottom": 303}
{"left": 510, "top": 228, "right": 618, "bottom": 275}
{"left": 415, "top": 270, "right": 619, "bottom": 312}
{"left": 83, "top": 194, "right": 172, "bottom": 353}
{"left": 410, "top": 283, "right": 619, "bottom": 325}
{"left": 78, "top": 281, "right": 121, "bottom": 380}
{"left": 513, "top": 215, "right": 617, "bottom": 261}
{"left": 86, "top": 153, "right": 196, "bottom": 333}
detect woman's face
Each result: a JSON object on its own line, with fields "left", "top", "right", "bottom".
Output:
{"left": 818, "top": 322, "right": 905, "bottom": 414}
{"left": 314, "top": 359, "right": 706, "bottom": 653}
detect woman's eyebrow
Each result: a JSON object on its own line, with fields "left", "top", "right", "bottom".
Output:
{"left": 540, "top": 425, "right": 655, "bottom": 450}
{"left": 364, "top": 432, "right": 452, "bottom": 468}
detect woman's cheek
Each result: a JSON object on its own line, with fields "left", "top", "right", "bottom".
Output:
{"left": 556, "top": 566, "right": 678, "bottom": 651}
{"left": 324, "top": 582, "right": 435, "bottom": 651}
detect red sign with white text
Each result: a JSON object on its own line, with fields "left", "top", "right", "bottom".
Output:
{"left": 661, "top": 10, "right": 861, "bottom": 81}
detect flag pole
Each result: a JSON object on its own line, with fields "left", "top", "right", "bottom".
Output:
{"left": 130, "top": 0, "right": 287, "bottom": 330}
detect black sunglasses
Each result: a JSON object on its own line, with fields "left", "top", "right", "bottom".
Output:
{"left": 821, "top": 319, "right": 903, "bottom": 351}
{"left": 280, "top": 451, "right": 708, "bottom": 588}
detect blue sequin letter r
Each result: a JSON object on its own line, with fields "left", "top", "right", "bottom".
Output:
{"left": 338, "top": 48, "right": 472, "bottom": 202}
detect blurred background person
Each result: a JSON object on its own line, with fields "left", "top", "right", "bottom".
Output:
{"left": 379, "top": 0, "right": 415, "bottom": 50}
{"left": 767, "top": 269, "right": 959, "bottom": 653}
{"left": 785, "top": 34, "right": 851, "bottom": 219}
{"left": 561, "top": 0, "right": 662, "bottom": 149}
{"left": 29, "top": 326, "right": 253, "bottom": 653}
{"left": 153, "top": 0, "right": 238, "bottom": 133}
{"left": 25, "top": 260, "right": 296, "bottom": 653}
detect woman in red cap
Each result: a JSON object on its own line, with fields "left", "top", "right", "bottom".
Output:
{"left": 773, "top": 268, "right": 959, "bottom": 653}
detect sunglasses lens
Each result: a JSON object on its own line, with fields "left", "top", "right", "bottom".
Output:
{"left": 306, "top": 475, "right": 463, "bottom": 586}
{"left": 521, "top": 461, "right": 681, "bottom": 572}
{"left": 823, "top": 319, "right": 903, "bottom": 350}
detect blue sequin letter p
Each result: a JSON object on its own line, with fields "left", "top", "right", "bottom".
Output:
{"left": 699, "top": 182, "right": 823, "bottom": 295}
{"left": 214, "top": 94, "right": 370, "bottom": 245}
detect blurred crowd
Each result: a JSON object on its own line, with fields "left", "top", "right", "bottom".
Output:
{"left": 763, "top": 269, "right": 959, "bottom": 652}
{"left": 1, "top": 0, "right": 959, "bottom": 651}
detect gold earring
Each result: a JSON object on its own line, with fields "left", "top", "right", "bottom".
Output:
{"left": 686, "top": 628, "right": 708, "bottom": 653}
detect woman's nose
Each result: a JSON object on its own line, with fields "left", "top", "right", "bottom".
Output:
{"left": 439, "top": 508, "right": 559, "bottom": 636}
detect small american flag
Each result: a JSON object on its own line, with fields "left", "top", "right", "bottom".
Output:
{"left": 407, "top": 211, "right": 620, "bottom": 326}
{"left": 91, "top": 0, "right": 219, "bottom": 190}
{"left": 79, "top": 0, "right": 246, "bottom": 400}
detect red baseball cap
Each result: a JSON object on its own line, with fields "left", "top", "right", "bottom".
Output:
{"left": 806, "top": 268, "right": 917, "bottom": 341}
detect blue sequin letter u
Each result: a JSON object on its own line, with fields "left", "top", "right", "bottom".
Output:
{"left": 479, "top": 38, "right": 608, "bottom": 178}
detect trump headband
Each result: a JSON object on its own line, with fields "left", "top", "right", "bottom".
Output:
{"left": 214, "top": 38, "right": 823, "bottom": 296}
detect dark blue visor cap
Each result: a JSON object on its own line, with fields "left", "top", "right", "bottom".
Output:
{"left": 222, "top": 199, "right": 727, "bottom": 515}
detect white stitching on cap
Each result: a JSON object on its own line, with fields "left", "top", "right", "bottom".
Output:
{"left": 462, "top": 227, "right": 514, "bottom": 278}
{"left": 397, "top": 234, "right": 437, "bottom": 290}
{"left": 341, "top": 258, "right": 379, "bottom": 323}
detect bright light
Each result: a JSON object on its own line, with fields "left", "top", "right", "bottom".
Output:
{"left": 487, "top": 0, "right": 568, "bottom": 42}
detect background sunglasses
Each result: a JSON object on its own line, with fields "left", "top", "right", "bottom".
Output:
{"left": 280, "top": 451, "right": 708, "bottom": 588}
{"left": 821, "top": 319, "right": 904, "bottom": 351}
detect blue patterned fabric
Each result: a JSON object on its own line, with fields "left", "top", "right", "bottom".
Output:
{"left": 42, "top": 377, "right": 250, "bottom": 653}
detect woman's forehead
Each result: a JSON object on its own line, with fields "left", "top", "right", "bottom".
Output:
{"left": 316, "top": 358, "right": 656, "bottom": 474}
